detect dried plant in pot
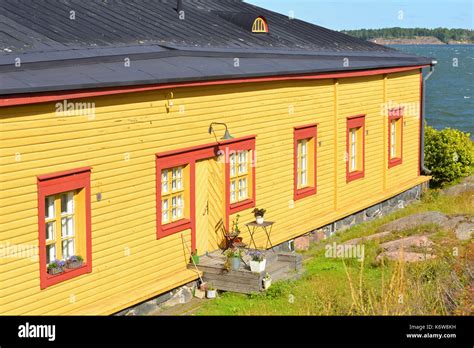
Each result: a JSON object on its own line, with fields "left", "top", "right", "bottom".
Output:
{"left": 66, "top": 255, "right": 84, "bottom": 269}
{"left": 47, "top": 260, "right": 66, "bottom": 275}
{"left": 249, "top": 250, "right": 266, "bottom": 273}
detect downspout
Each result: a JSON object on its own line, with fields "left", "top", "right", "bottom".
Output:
{"left": 420, "top": 60, "right": 437, "bottom": 175}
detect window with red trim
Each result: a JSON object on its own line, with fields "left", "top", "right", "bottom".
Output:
{"left": 346, "top": 115, "right": 365, "bottom": 183}
{"left": 388, "top": 108, "right": 403, "bottom": 168}
{"left": 225, "top": 139, "right": 256, "bottom": 215}
{"left": 156, "top": 156, "right": 193, "bottom": 239}
{"left": 37, "top": 168, "right": 92, "bottom": 289}
{"left": 294, "top": 124, "right": 317, "bottom": 200}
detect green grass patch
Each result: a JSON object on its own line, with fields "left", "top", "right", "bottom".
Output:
{"left": 196, "top": 190, "right": 473, "bottom": 316}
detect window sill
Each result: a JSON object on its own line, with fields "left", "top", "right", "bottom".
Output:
{"left": 347, "top": 170, "right": 365, "bottom": 183}
{"left": 388, "top": 158, "right": 403, "bottom": 168}
{"left": 42, "top": 263, "right": 90, "bottom": 289}
{"left": 158, "top": 219, "right": 192, "bottom": 238}
{"left": 295, "top": 186, "right": 316, "bottom": 201}
{"left": 229, "top": 199, "right": 255, "bottom": 214}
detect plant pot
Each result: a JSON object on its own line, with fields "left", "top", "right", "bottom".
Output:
{"left": 206, "top": 289, "right": 217, "bottom": 299}
{"left": 191, "top": 254, "right": 200, "bottom": 265}
{"left": 250, "top": 259, "right": 266, "bottom": 273}
{"left": 231, "top": 257, "right": 241, "bottom": 271}
{"left": 47, "top": 267, "right": 64, "bottom": 275}
{"left": 263, "top": 279, "right": 272, "bottom": 290}
{"left": 66, "top": 260, "right": 83, "bottom": 269}
{"left": 256, "top": 216, "right": 264, "bottom": 224}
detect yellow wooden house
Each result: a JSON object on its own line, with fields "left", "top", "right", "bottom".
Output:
{"left": 0, "top": 0, "right": 435, "bottom": 315}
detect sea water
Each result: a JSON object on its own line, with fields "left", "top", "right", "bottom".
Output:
{"left": 391, "top": 45, "right": 473, "bottom": 138}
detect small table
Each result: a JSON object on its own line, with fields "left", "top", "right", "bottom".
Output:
{"left": 245, "top": 221, "right": 275, "bottom": 252}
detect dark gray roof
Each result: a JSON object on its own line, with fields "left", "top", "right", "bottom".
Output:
{"left": 0, "top": 0, "right": 433, "bottom": 96}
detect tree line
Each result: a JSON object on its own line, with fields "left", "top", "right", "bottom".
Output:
{"left": 341, "top": 28, "right": 474, "bottom": 43}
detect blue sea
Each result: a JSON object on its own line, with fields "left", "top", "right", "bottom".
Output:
{"left": 391, "top": 45, "right": 473, "bottom": 137}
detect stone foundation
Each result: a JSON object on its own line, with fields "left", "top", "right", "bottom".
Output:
{"left": 294, "top": 184, "right": 426, "bottom": 250}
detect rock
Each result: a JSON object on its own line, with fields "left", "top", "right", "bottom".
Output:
{"left": 376, "top": 251, "right": 436, "bottom": 263}
{"left": 294, "top": 235, "right": 310, "bottom": 251}
{"left": 379, "top": 235, "right": 433, "bottom": 252}
{"left": 310, "top": 230, "right": 326, "bottom": 242}
{"left": 343, "top": 231, "right": 391, "bottom": 245}
{"left": 442, "top": 176, "right": 474, "bottom": 196}
{"left": 366, "top": 204, "right": 382, "bottom": 219}
{"left": 454, "top": 222, "right": 474, "bottom": 240}
{"left": 133, "top": 300, "right": 158, "bottom": 315}
{"left": 378, "top": 211, "right": 449, "bottom": 233}
{"left": 161, "top": 286, "right": 193, "bottom": 308}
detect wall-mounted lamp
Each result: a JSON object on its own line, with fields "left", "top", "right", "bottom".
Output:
{"left": 208, "top": 122, "right": 234, "bottom": 140}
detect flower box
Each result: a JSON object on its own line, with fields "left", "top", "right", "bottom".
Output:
{"left": 66, "top": 260, "right": 83, "bottom": 269}
{"left": 47, "top": 267, "right": 65, "bottom": 275}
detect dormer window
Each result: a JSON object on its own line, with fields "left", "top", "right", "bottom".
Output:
{"left": 252, "top": 17, "right": 268, "bottom": 33}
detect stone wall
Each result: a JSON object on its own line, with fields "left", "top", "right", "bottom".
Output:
{"left": 293, "top": 184, "right": 426, "bottom": 250}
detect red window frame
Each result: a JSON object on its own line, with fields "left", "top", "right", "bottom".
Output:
{"left": 37, "top": 167, "right": 92, "bottom": 289}
{"left": 388, "top": 107, "right": 404, "bottom": 168}
{"left": 293, "top": 124, "right": 317, "bottom": 201}
{"left": 346, "top": 115, "right": 366, "bottom": 183}
{"left": 225, "top": 138, "right": 257, "bottom": 217}
{"left": 156, "top": 155, "right": 194, "bottom": 240}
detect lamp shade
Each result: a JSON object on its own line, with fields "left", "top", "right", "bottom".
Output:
{"left": 221, "top": 129, "right": 234, "bottom": 140}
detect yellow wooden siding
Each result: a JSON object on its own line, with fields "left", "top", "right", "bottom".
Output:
{"left": 0, "top": 70, "right": 426, "bottom": 315}
{"left": 207, "top": 157, "right": 226, "bottom": 252}
{"left": 195, "top": 159, "right": 209, "bottom": 255}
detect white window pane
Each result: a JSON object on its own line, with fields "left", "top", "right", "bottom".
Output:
{"left": 161, "top": 170, "right": 168, "bottom": 182}
{"left": 62, "top": 239, "right": 74, "bottom": 259}
{"left": 162, "top": 181, "right": 168, "bottom": 194}
{"left": 45, "top": 196, "right": 55, "bottom": 219}
{"left": 46, "top": 244, "right": 56, "bottom": 264}
{"left": 177, "top": 178, "right": 183, "bottom": 190}
{"left": 61, "top": 192, "right": 74, "bottom": 215}
{"left": 172, "top": 208, "right": 177, "bottom": 219}
{"left": 46, "top": 222, "right": 55, "bottom": 241}
{"left": 61, "top": 217, "right": 74, "bottom": 238}
{"left": 162, "top": 210, "right": 169, "bottom": 223}
{"left": 301, "top": 141, "right": 307, "bottom": 155}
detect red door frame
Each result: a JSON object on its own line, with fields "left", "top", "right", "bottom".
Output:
{"left": 156, "top": 136, "right": 256, "bottom": 251}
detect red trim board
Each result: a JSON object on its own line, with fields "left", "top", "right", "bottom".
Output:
{"left": 0, "top": 66, "right": 429, "bottom": 108}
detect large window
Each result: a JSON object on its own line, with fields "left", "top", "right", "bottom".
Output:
{"left": 157, "top": 161, "right": 191, "bottom": 239}
{"left": 294, "top": 124, "right": 317, "bottom": 200}
{"left": 161, "top": 166, "right": 187, "bottom": 224}
{"left": 346, "top": 115, "right": 365, "bottom": 182}
{"left": 229, "top": 150, "right": 250, "bottom": 204}
{"left": 38, "top": 168, "right": 92, "bottom": 289}
{"left": 388, "top": 108, "right": 403, "bottom": 168}
{"left": 226, "top": 139, "right": 256, "bottom": 215}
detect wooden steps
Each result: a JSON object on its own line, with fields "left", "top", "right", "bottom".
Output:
{"left": 188, "top": 249, "right": 303, "bottom": 294}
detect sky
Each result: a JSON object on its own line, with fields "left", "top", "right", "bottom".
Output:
{"left": 245, "top": 0, "right": 473, "bottom": 30}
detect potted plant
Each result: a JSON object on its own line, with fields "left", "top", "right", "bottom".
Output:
{"left": 66, "top": 255, "right": 83, "bottom": 269}
{"left": 190, "top": 250, "right": 200, "bottom": 265}
{"left": 206, "top": 284, "right": 217, "bottom": 299}
{"left": 249, "top": 250, "right": 266, "bottom": 273}
{"left": 224, "top": 248, "right": 244, "bottom": 271}
{"left": 253, "top": 208, "right": 266, "bottom": 224}
{"left": 263, "top": 273, "right": 272, "bottom": 290}
{"left": 47, "top": 260, "right": 65, "bottom": 275}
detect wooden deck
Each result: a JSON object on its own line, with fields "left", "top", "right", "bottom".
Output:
{"left": 189, "top": 249, "right": 303, "bottom": 294}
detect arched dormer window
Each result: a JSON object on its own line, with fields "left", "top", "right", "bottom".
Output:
{"left": 252, "top": 17, "right": 268, "bottom": 33}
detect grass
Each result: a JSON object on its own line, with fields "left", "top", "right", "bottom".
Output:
{"left": 195, "top": 189, "right": 473, "bottom": 316}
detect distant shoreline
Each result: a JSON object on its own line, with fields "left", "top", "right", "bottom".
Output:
{"left": 369, "top": 37, "right": 473, "bottom": 45}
